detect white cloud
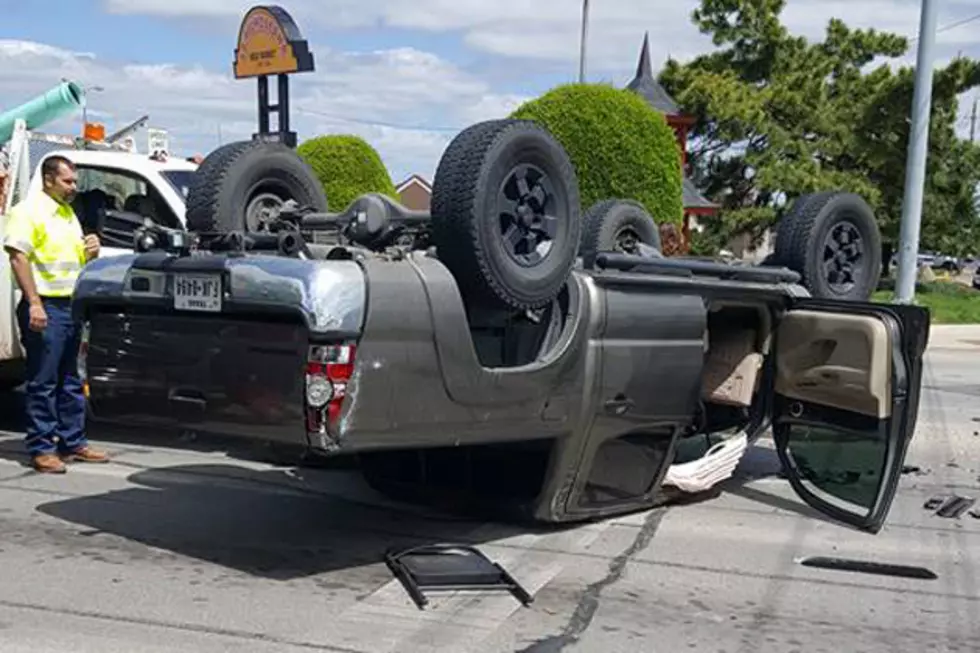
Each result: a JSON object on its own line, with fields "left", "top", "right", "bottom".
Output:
{"left": 7, "top": 0, "right": 980, "bottom": 182}
{"left": 0, "top": 39, "right": 527, "bottom": 181}
{"left": 94, "top": 0, "right": 980, "bottom": 132}
{"left": 100, "top": 0, "right": 980, "bottom": 70}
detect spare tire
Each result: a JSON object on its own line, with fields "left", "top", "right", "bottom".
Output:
{"left": 774, "top": 191, "right": 882, "bottom": 301}
{"left": 770, "top": 191, "right": 837, "bottom": 267}
{"left": 430, "top": 119, "right": 581, "bottom": 311}
{"left": 185, "top": 140, "right": 328, "bottom": 233}
{"left": 580, "top": 199, "right": 661, "bottom": 269}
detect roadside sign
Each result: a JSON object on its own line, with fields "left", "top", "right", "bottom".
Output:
{"left": 148, "top": 128, "right": 169, "bottom": 157}
{"left": 233, "top": 5, "right": 314, "bottom": 79}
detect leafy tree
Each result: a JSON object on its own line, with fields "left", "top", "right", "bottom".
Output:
{"left": 660, "top": 0, "right": 980, "bottom": 260}
{"left": 297, "top": 134, "right": 398, "bottom": 210}
{"left": 510, "top": 83, "right": 684, "bottom": 226}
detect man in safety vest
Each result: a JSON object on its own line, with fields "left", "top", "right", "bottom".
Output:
{"left": 3, "top": 155, "right": 110, "bottom": 473}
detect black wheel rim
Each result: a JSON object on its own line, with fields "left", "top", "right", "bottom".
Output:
{"left": 245, "top": 192, "right": 284, "bottom": 232}
{"left": 497, "top": 164, "right": 559, "bottom": 268}
{"left": 821, "top": 220, "right": 864, "bottom": 294}
{"left": 613, "top": 227, "right": 641, "bottom": 255}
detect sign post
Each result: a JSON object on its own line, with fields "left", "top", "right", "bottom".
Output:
{"left": 233, "top": 5, "right": 315, "bottom": 148}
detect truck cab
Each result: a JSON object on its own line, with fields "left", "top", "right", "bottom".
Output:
{"left": 1, "top": 149, "right": 196, "bottom": 375}
{"left": 28, "top": 150, "right": 196, "bottom": 255}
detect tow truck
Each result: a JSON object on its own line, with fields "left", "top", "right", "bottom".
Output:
{"left": 72, "top": 118, "right": 929, "bottom": 531}
{"left": 0, "top": 117, "right": 196, "bottom": 382}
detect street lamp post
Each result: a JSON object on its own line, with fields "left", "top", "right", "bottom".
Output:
{"left": 578, "top": 0, "right": 590, "bottom": 83}
{"left": 895, "top": 0, "right": 940, "bottom": 304}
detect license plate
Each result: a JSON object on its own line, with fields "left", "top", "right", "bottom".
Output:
{"left": 173, "top": 274, "right": 222, "bottom": 312}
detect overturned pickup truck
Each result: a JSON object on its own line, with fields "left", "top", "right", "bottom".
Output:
{"left": 73, "top": 119, "right": 929, "bottom": 532}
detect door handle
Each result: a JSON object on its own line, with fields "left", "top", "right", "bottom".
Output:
{"left": 604, "top": 394, "right": 634, "bottom": 415}
{"left": 168, "top": 387, "right": 207, "bottom": 409}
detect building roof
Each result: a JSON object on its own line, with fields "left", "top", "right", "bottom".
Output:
{"left": 625, "top": 32, "right": 680, "bottom": 115}
{"left": 396, "top": 174, "right": 432, "bottom": 194}
{"left": 683, "top": 174, "right": 719, "bottom": 210}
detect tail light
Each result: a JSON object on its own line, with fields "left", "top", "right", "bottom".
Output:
{"left": 305, "top": 343, "right": 356, "bottom": 438}
{"left": 78, "top": 322, "right": 90, "bottom": 398}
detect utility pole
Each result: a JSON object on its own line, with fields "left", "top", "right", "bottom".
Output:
{"left": 895, "top": 0, "right": 940, "bottom": 304}
{"left": 578, "top": 0, "right": 590, "bottom": 83}
{"left": 971, "top": 97, "right": 977, "bottom": 141}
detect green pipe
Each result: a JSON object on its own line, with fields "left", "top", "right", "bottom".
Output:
{"left": 0, "top": 81, "right": 86, "bottom": 143}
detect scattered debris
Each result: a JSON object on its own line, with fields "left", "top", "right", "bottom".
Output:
{"left": 924, "top": 495, "right": 952, "bottom": 511}
{"left": 902, "top": 465, "right": 928, "bottom": 476}
{"left": 969, "top": 509, "right": 980, "bottom": 520}
{"left": 924, "top": 494, "right": 977, "bottom": 519}
{"left": 799, "top": 556, "right": 937, "bottom": 580}
{"left": 385, "top": 544, "right": 533, "bottom": 610}
{"left": 937, "top": 496, "right": 976, "bottom": 520}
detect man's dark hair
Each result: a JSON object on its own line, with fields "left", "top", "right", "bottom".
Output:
{"left": 41, "top": 155, "right": 76, "bottom": 181}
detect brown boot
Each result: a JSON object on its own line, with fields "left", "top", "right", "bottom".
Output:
{"left": 32, "top": 454, "right": 68, "bottom": 474}
{"left": 63, "top": 446, "right": 110, "bottom": 463}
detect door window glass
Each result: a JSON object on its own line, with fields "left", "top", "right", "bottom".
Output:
{"left": 785, "top": 423, "right": 887, "bottom": 514}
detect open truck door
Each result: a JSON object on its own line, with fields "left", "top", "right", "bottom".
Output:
{"left": 772, "top": 300, "right": 930, "bottom": 533}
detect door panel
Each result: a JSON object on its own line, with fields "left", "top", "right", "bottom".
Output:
{"left": 773, "top": 301, "right": 929, "bottom": 533}
{"left": 775, "top": 310, "right": 892, "bottom": 418}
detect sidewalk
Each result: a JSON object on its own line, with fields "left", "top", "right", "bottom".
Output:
{"left": 926, "top": 324, "right": 980, "bottom": 350}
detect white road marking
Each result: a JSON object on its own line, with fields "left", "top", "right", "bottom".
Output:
{"left": 323, "top": 522, "right": 610, "bottom": 653}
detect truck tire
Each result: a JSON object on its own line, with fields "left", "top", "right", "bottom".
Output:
{"left": 771, "top": 191, "right": 836, "bottom": 267}
{"left": 185, "top": 140, "right": 328, "bottom": 233}
{"left": 774, "top": 191, "right": 881, "bottom": 301}
{"left": 579, "top": 199, "right": 661, "bottom": 269}
{"left": 430, "top": 119, "right": 581, "bottom": 311}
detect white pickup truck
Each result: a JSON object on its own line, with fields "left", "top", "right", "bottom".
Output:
{"left": 0, "top": 149, "right": 197, "bottom": 382}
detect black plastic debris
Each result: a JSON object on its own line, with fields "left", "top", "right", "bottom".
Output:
{"left": 924, "top": 494, "right": 951, "bottom": 511}
{"left": 924, "top": 494, "right": 976, "bottom": 519}
{"left": 936, "top": 496, "right": 976, "bottom": 519}
{"left": 385, "top": 544, "right": 534, "bottom": 610}
{"left": 800, "top": 556, "right": 937, "bottom": 580}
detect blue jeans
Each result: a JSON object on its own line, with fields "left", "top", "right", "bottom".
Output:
{"left": 16, "top": 297, "right": 88, "bottom": 456}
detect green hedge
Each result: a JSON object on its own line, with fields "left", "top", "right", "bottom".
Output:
{"left": 296, "top": 134, "right": 397, "bottom": 210}
{"left": 510, "top": 83, "right": 683, "bottom": 226}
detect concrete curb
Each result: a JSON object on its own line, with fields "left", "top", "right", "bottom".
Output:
{"left": 926, "top": 325, "right": 980, "bottom": 351}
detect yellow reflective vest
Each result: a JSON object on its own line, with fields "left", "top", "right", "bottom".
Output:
{"left": 2, "top": 192, "right": 86, "bottom": 298}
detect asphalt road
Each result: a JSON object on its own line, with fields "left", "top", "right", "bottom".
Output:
{"left": 0, "top": 336, "right": 977, "bottom": 652}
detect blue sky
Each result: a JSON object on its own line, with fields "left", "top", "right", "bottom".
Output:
{"left": 2, "top": 0, "right": 979, "bottom": 181}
